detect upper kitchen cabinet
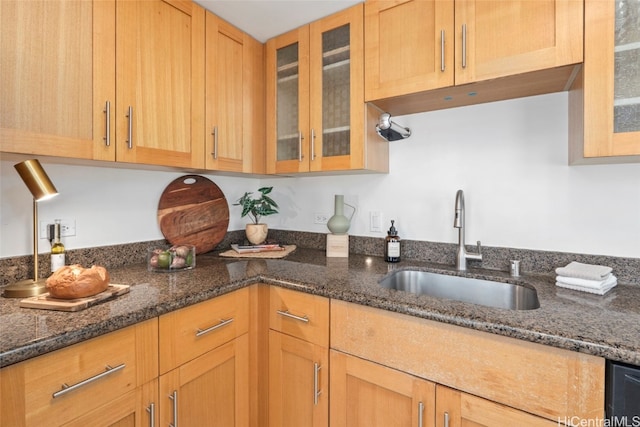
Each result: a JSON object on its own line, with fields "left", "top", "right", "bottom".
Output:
{"left": 0, "top": 0, "right": 115, "bottom": 160}
{"left": 266, "top": 4, "right": 388, "bottom": 174}
{"left": 116, "top": 0, "right": 205, "bottom": 168}
{"left": 205, "top": 12, "right": 265, "bottom": 174}
{"left": 365, "top": 0, "right": 583, "bottom": 115}
{"left": 569, "top": 0, "right": 640, "bottom": 163}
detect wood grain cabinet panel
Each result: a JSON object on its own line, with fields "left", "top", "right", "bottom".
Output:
{"left": 365, "top": 0, "right": 583, "bottom": 115}
{"left": 330, "top": 349, "right": 436, "bottom": 427}
{"left": 205, "top": 12, "right": 265, "bottom": 173}
{"left": 330, "top": 299, "right": 605, "bottom": 423}
{"left": 570, "top": 0, "right": 640, "bottom": 162}
{"left": 0, "top": 0, "right": 115, "bottom": 161}
{"left": 0, "top": 319, "right": 158, "bottom": 427}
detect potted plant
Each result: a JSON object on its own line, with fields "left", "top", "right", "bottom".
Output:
{"left": 234, "top": 187, "right": 279, "bottom": 245}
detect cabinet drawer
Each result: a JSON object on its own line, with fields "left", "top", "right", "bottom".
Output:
{"left": 0, "top": 319, "right": 157, "bottom": 427}
{"left": 269, "top": 286, "right": 329, "bottom": 346}
{"left": 331, "top": 300, "right": 604, "bottom": 422}
{"left": 159, "top": 287, "right": 249, "bottom": 374}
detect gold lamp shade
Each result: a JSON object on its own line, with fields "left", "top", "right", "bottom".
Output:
{"left": 3, "top": 159, "right": 59, "bottom": 298}
{"left": 14, "top": 159, "right": 58, "bottom": 201}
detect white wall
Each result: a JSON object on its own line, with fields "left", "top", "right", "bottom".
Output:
{"left": 263, "top": 92, "right": 640, "bottom": 258}
{"left": 0, "top": 160, "right": 259, "bottom": 257}
{"left": 2, "top": 92, "right": 640, "bottom": 259}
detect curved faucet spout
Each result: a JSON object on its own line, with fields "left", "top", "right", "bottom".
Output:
{"left": 453, "top": 189, "right": 482, "bottom": 270}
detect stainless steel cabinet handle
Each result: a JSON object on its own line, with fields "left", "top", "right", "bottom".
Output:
{"left": 276, "top": 309, "right": 309, "bottom": 323}
{"left": 298, "top": 131, "right": 304, "bottom": 161}
{"left": 169, "top": 390, "right": 178, "bottom": 427}
{"left": 311, "top": 128, "right": 316, "bottom": 161}
{"left": 211, "top": 126, "right": 218, "bottom": 159}
{"left": 146, "top": 402, "right": 155, "bottom": 427}
{"left": 418, "top": 402, "right": 424, "bottom": 427}
{"left": 126, "top": 106, "right": 133, "bottom": 149}
{"left": 440, "top": 30, "right": 445, "bottom": 72}
{"left": 195, "top": 318, "right": 234, "bottom": 337}
{"left": 313, "top": 363, "right": 322, "bottom": 405}
{"left": 103, "top": 101, "right": 111, "bottom": 146}
{"left": 461, "top": 24, "right": 467, "bottom": 69}
{"left": 52, "top": 363, "right": 125, "bottom": 398}
{"left": 444, "top": 411, "right": 450, "bottom": 427}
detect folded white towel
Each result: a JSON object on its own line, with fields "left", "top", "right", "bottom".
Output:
{"left": 556, "top": 280, "right": 617, "bottom": 295}
{"left": 555, "top": 261, "right": 613, "bottom": 281}
{"left": 555, "top": 274, "right": 617, "bottom": 290}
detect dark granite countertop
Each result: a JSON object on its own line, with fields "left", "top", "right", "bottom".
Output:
{"left": 2, "top": 248, "right": 640, "bottom": 368}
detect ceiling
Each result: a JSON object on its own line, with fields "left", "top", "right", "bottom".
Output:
{"left": 193, "top": 0, "right": 362, "bottom": 43}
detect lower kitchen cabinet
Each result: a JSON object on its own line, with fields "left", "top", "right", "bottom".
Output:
{"left": 0, "top": 319, "right": 158, "bottom": 427}
{"left": 268, "top": 331, "right": 329, "bottom": 427}
{"left": 159, "top": 334, "right": 250, "bottom": 427}
{"left": 330, "top": 350, "right": 435, "bottom": 427}
{"left": 330, "top": 299, "right": 605, "bottom": 423}
{"left": 435, "top": 385, "right": 557, "bottom": 427}
{"left": 61, "top": 379, "right": 158, "bottom": 427}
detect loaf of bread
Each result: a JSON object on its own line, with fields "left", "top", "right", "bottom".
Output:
{"left": 46, "top": 264, "right": 110, "bottom": 299}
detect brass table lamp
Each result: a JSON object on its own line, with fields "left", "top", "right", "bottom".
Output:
{"left": 3, "top": 159, "right": 59, "bottom": 298}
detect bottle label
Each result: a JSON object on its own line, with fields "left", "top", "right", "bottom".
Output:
{"left": 51, "top": 254, "right": 65, "bottom": 272}
{"left": 388, "top": 241, "right": 400, "bottom": 257}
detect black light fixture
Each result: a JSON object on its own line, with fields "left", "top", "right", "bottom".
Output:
{"left": 3, "top": 159, "right": 59, "bottom": 298}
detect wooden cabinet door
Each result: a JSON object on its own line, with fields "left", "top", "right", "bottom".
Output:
{"left": 330, "top": 350, "right": 435, "bottom": 427}
{"left": 205, "top": 13, "right": 264, "bottom": 173}
{"left": 269, "top": 331, "right": 329, "bottom": 427}
{"left": 576, "top": 0, "right": 640, "bottom": 159}
{"left": 454, "top": 0, "right": 583, "bottom": 85}
{"left": 159, "top": 335, "right": 250, "bottom": 427}
{"left": 435, "top": 385, "right": 557, "bottom": 427}
{"left": 309, "top": 4, "right": 365, "bottom": 172}
{"left": 364, "top": 0, "right": 454, "bottom": 101}
{"left": 266, "top": 26, "right": 311, "bottom": 174}
{"left": 0, "top": 0, "right": 115, "bottom": 161}
{"left": 116, "top": 0, "right": 205, "bottom": 168}
{"left": 62, "top": 380, "right": 158, "bottom": 427}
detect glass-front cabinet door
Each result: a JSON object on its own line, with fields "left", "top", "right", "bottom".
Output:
{"left": 266, "top": 4, "right": 365, "bottom": 174}
{"left": 309, "top": 5, "right": 364, "bottom": 172}
{"left": 581, "top": 0, "right": 640, "bottom": 159}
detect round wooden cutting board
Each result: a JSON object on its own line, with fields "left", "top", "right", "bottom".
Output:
{"left": 157, "top": 175, "right": 229, "bottom": 254}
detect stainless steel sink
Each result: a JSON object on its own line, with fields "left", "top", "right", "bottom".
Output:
{"left": 378, "top": 270, "right": 540, "bottom": 310}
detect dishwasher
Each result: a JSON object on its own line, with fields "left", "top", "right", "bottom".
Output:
{"left": 606, "top": 360, "right": 640, "bottom": 424}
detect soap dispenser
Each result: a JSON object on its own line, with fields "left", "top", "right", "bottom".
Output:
{"left": 385, "top": 220, "right": 401, "bottom": 263}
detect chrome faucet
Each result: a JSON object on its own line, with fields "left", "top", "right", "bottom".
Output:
{"left": 454, "top": 190, "right": 482, "bottom": 270}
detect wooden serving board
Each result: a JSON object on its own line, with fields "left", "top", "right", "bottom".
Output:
{"left": 20, "top": 284, "right": 130, "bottom": 312}
{"left": 157, "top": 175, "right": 229, "bottom": 254}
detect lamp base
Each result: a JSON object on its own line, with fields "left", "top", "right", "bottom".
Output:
{"left": 2, "top": 278, "right": 47, "bottom": 298}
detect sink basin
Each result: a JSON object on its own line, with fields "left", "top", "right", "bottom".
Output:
{"left": 378, "top": 270, "right": 540, "bottom": 310}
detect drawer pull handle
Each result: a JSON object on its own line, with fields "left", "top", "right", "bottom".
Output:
{"left": 418, "top": 401, "right": 424, "bottom": 427}
{"left": 461, "top": 24, "right": 467, "bottom": 69}
{"left": 440, "top": 30, "right": 445, "bottom": 72}
{"left": 126, "top": 106, "right": 133, "bottom": 149}
{"left": 169, "top": 390, "right": 178, "bottom": 427}
{"left": 313, "top": 362, "right": 322, "bottom": 405}
{"left": 276, "top": 310, "right": 309, "bottom": 323}
{"left": 52, "top": 363, "right": 126, "bottom": 398}
{"left": 195, "top": 318, "right": 234, "bottom": 337}
{"left": 211, "top": 126, "right": 218, "bottom": 159}
{"left": 146, "top": 402, "right": 155, "bottom": 427}
{"left": 444, "top": 411, "right": 450, "bottom": 427}
{"left": 103, "top": 101, "right": 111, "bottom": 146}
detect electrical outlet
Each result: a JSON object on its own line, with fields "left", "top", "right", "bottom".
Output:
{"left": 370, "top": 211, "right": 382, "bottom": 232}
{"left": 40, "top": 219, "right": 76, "bottom": 239}
{"left": 314, "top": 213, "right": 329, "bottom": 224}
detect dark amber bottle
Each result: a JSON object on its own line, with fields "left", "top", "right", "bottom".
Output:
{"left": 384, "top": 220, "right": 401, "bottom": 263}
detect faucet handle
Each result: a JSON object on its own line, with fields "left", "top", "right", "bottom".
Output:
{"left": 476, "top": 240, "right": 482, "bottom": 254}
